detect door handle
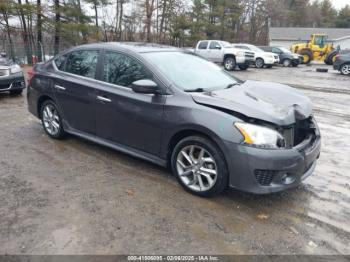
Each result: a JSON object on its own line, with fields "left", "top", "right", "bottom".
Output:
{"left": 54, "top": 84, "right": 66, "bottom": 91}
{"left": 97, "top": 96, "right": 112, "bottom": 103}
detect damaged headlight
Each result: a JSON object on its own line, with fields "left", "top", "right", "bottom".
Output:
{"left": 10, "top": 65, "right": 22, "bottom": 74}
{"left": 234, "top": 122, "right": 285, "bottom": 149}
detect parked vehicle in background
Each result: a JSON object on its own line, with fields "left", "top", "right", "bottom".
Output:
{"left": 27, "top": 43, "right": 321, "bottom": 197}
{"left": 0, "top": 55, "right": 26, "bottom": 95}
{"left": 232, "top": 44, "right": 279, "bottom": 68}
{"left": 290, "top": 34, "right": 338, "bottom": 65}
{"left": 333, "top": 50, "right": 350, "bottom": 75}
{"left": 259, "top": 46, "right": 301, "bottom": 67}
{"left": 194, "top": 40, "right": 255, "bottom": 71}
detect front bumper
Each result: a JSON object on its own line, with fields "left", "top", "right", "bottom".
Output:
{"left": 0, "top": 72, "right": 26, "bottom": 92}
{"left": 224, "top": 133, "right": 321, "bottom": 194}
{"left": 236, "top": 56, "right": 255, "bottom": 66}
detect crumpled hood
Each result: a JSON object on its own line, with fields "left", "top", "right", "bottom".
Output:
{"left": 191, "top": 80, "right": 313, "bottom": 126}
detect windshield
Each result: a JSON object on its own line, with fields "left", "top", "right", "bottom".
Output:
{"left": 221, "top": 41, "right": 233, "bottom": 48}
{"left": 143, "top": 52, "right": 240, "bottom": 92}
{"left": 247, "top": 45, "right": 264, "bottom": 52}
{"left": 278, "top": 47, "right": 292, "bottom": 53}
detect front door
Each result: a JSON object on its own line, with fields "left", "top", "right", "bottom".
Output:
{"left": 95, "top": 51, "right": 166, "bottom": 156}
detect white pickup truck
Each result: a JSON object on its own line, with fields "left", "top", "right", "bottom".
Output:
{"left": 194, "top": 40, "right": 255, "bottom": 71}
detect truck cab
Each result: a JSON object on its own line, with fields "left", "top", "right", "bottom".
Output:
{"left": 194, "top": 40, "right": 255, "bottom": 71}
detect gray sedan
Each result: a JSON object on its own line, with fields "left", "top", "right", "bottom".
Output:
{"left": 27, "top": 43, "right": 321, "bottom": 197}
{"left": 0, "top": 58, "right": 26, "bottom": 95}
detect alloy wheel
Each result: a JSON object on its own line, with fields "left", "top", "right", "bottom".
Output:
{"left": 224, "top": 58, "right": 235, "bottom": 71}
{"left": 255, "top": 58, "right": 264, "bottom": 68}
{"left": 341, "top": 64, "right": 350, "bottom": 75}
{"left": 42, "top": 104, "right": 60, "bottom": 136}
{"left": 176, "top": 145, "right": 218, "bottom": 192}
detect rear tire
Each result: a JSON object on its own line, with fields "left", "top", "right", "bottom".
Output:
{"left": 255, "top": 58, "right": 264, "bottom": 68}
{"left": 40, "top": 100, "right": 66, "bottom": 139}
{"left": 224, "top": 56, "right": 236, "bottom": 71}
{"left": 171, "top": 136, "right": 228, "bottom": 197}
{"left": 10, "top": 89, "right": 23, "bottom": 96}
{"left": 299, "top": 49, "right": 313, "bottom": 64}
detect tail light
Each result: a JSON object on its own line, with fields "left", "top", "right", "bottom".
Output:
{"left": 27, "top": 67, "right": 35, "bottom": 86}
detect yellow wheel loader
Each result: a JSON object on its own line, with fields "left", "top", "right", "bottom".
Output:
{"left": 290, "top": 34, "right": 339, "bottom": 65}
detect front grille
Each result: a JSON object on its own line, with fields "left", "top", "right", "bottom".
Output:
{"left": 274, "top": 55, "right": 279, "bottom": 59}
{"left": 254, "top": 170, "right": 278, "bottom": 186}
{"left": 281, "top": 117, "right": 315, "bottom": 148}
{"left": 0, "top": 69, "right": 9, "bottom": 76}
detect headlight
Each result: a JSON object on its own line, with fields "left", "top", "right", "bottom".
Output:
{"left": 234, "top": 122, "right": 285, "bottom": 149}
{"left": 10, "top": 65, "right": 22, "bottom": 74}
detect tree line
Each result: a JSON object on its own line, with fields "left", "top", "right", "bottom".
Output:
{"left": 0, "top": 0, "right": 349, "bottom": 64}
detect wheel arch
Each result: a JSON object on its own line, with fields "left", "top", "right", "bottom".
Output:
{"left": 37, "top": 95, "right": 55, "bottom": 119}
{"left": 223, "top": 53, "right": 236, "bottom": 61}
{"left": 166, "top": 128, "right": 228, "bottom": 169}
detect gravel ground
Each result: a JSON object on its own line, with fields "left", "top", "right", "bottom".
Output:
{"left": 0, "top": 64, "right": 349, "bottom": 255}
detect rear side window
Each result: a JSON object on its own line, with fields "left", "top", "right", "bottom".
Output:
{"left": 64, "top": 50, "right": 99, "bottom": 79}
{"left": 54, "top": 55, "right": 68, "bottom": 71}
{"left": 102, "top": 51, "right": 152, "bottom": 88}
{"left": 198, "top": 41, "right": 208, "bottom": 50}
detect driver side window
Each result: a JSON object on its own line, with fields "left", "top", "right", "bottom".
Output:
{"left": 102, "top": 51, "right": 153, "bottom": 88}
{"left": 209, "top": 41, "right": 221, "bottom": 50}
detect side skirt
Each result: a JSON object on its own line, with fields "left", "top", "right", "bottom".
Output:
{"left": 65, "top": 127, "right": 168, "bottom": 168}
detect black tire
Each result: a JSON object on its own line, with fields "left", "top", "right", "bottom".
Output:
{"left": 255, "top": 58, "right": 264, "bottom": 68}
{"left": 282, "top": 59, "right": 292, "bottom": 67}
{"left": 40, "top": 100, "right": 66, "bottom": 139}
{"left": 292, "top": 63, "right": 298, "bottom": 67}
{"left": 325, "top": 50, "right": 338, "bottom": 65}
{"left": 171, "top": 136, "right": 228, "bottom": 197}
{"left": 299, "top": 49, "right": 313, "bottom": 64}
{"left": 10, "top": 89, "right": 23, "bottom": 95}
{"left": 223, "top": 56, "right": 236, "bottom": 71}
{"left": 238, "top": 65, "right": 249, "bottom": 71}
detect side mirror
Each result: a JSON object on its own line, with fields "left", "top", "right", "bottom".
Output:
{"left": 131, "top": 79, "right": 160, "bottom": 94}
{"left": 215, "top": 46, "right": 222, "bottom": 50}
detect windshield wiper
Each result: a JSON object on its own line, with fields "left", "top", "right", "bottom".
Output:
{"left": 185, "top": 88, "right": 205, "bottom": 93}
{"left": 226, "top": 83, "right": 240, "bottom": 89}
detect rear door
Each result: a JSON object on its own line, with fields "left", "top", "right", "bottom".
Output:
{"left": 94, "top": 50, "right": 166, "bottom": 156}
{"left": 52, "top": 49, "right": 100, "bottom": 135}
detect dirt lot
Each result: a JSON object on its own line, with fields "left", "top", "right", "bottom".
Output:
{"left": 0, "top": 64, "right": 349, "bottom": 255}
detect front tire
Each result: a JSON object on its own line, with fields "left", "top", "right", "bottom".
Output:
{"left": 282, "top": 59, "right": 292, "bottom": 67}
{"left": 340, "top": 64, "right": 350, "bottom": 75}
{"left": 40, "top": 100, "right": 66, "bottom": 139}
{"left": 299, "top": 49, "right": 313, "bottom": 64}
{"left": 224, "top": 56, "right": 236, "bottom": 71}
{"left": 255, "top": 58, "right": 264, "bottom": 68}
{"left": 171, "top": 136, "right": 228, "bottom": 197}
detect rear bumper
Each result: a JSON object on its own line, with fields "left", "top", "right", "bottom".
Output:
{"left": 0, "top": 73, "right": 26, "bottom": 92}
{"left": 224, "top": 133, "right": 321, "bottom": 194}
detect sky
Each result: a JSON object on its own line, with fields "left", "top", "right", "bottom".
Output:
{"left": 329, "top": 0, "right": 349, "bottom": 9}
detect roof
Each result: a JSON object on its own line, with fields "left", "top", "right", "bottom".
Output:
{"left": 270, "top": 27, "right": 350, "bottom": 41}
{"left": 71, "top": 42, "right": 180, "bottom": 53}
